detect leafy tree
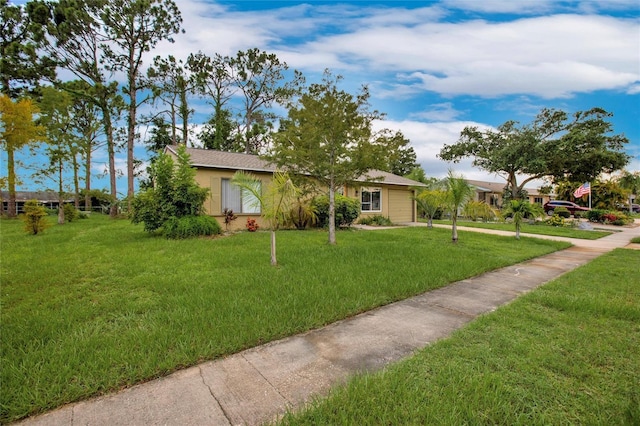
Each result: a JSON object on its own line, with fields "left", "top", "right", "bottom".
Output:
{"left": 404, "top": 166, "right": 427, "bottom": 183}
{"left": 617, "top": 171, "right": 640, "bottom": 213}
{"left": 439, "top": 108, "right": 629, "bottom": 199}
{"left": 270, "top": 70, "right": 384, "bottom": 245}
{"left": 187, "top": 51, "right": 236, "bottom": 150}
{"left": 34, "top": 86, "right": 80, "bottom": 224}
{"left": 443, "top": 170, "right": 474, "bottom": 243}
{"left": 375, "top": 129, "right": 418, "bottom": 176}
{"left": 231, "top": 171, "right": 299, "bottom": 266}
{"left": 230, "top": 48, "right": 303, "bottom": 154}
{"left": 130, "top": 144, "right": 209, "bottom": 234}
{"left": 0, "top": 94, "right": 47, "bottom": 217}
{"left": 503, "top": 200, "right": 543, "bottom": 239}
{"left": 65, "top": 80, "right": 105, "bottom": 210}
{"left": 100, "top": 0, "right": 183, "bottom": 209}
{"left": 0, "top": 0, "right": 57, "bottom": 98}
{"left": 197, "top": 108, "right": 240, "bottom": 151}
{"left": 145, "top": 116, "right": 174, "bottom": 155}
{"left": 147, "top": 54, "right": 195, "bottom": 145}
{"left": 48, "top": 0, "right": 125, "bottom": 217}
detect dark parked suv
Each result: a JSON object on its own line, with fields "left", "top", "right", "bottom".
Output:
{"left": 543, "top": 200, "right": 590, "bottom": 217}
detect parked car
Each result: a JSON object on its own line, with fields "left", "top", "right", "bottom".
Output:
{"left": 543, "top": 200, "right": 590, "bottom": 217}
{"left": 616, "top": 203, "right": 640, "bottom": 213}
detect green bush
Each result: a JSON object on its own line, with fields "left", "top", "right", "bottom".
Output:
{"left": 63, "top": 204, "right": 78, "bottom": 222}
{"left": 131, "top": 145, "right": 209, "bottom": 234}
{"left": 22, "top": 200, "right": 49, "bottom": 235}
{"left": 162, "top": 215, "right": 221, "bottom": 239}
{"left": 554, "top": 206, "right": 571, "bottom": 218}
{"left": 586, "top": 209, "right": 607, "bottom": 223}
{"left": 358, "top": 215, "right": 393, "bottom": 226}
{"left": 313, "top": 195, "right": 360, "bottom": 228}
{"left": 545, "top": 214, "right": 565, "bottom": 227}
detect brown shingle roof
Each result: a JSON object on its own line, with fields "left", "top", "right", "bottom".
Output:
{"left": 167, "top": 146, "right": 425, "bottom": 187}
{"left": 466, "top": 179, "right": 544, "bottom": 196}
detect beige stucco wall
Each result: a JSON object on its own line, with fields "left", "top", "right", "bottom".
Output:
{"left": 193, "top": 167, "right": 417, "bottom": 230}
{"left": 194, "top": 168, "right": 273, "bottom": 231}
{"left": 343, "top": 185, "right": 416, "bottom": 223}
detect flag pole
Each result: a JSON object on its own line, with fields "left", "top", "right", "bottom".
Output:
{"left": 588, "top": 182, "right": 591, "bottom": 209}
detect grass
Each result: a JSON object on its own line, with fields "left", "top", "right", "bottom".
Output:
{"left": 430, "top": 218, "right": 613, "bottom": 239}
{"left": 279, "top": 248, "right": 640, "bottom": 425}
{"left": 0, "top": 215, "right": 572, "bottom": 423}
{"left": 631, "top": 236, "right": 640, "bottom": 244}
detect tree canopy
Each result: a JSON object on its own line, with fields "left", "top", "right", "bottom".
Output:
{"left": 439, "top": 107, "right": 629, "bottom": 199}
{"left": 269, "top": 70, "right": 385, "bottom": 244}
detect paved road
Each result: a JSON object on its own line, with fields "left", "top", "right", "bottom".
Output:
{"left": 15, "top": 222, "right": 640, "bottom": 426}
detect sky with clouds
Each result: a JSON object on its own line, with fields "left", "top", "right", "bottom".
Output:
{"left": 9, "top": 0, "right": 640, "bottom": 193}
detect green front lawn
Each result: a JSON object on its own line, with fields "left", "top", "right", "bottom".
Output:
{"left": 280, "top": 248, "right": 640, "bottom": 425}
{"left": 430, "top": 219, "right": 612, "bottom": 239}
{"left": 1, "top": 215, "right": 570, "bottom": 422}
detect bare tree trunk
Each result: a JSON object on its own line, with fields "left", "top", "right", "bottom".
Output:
{"left": 328, "top": 184, "right": 336, "bottom": 245}
{"left": 6, "top": 147, "right": 17, "bottom": 218}
{"left": 58, "top": 160, "right": 65, "bottom": 225}
{"left": 270, "top": 230, "right": 277, "bottom": 266}
{"left": 85, "top": 147, "right": 92, "bottom": 211}
{"left": 451, "top": 216, "right": 458, "bottom": 243}
{"left": 73, "top": 155, "right": 80, "bottom": 209}
{"left": 101, "top": 105, "right": 118, "bottom": 218}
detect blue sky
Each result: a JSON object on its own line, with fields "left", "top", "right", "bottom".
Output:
{"left": 9, "top": 0, "right": 640, "bottom": 194}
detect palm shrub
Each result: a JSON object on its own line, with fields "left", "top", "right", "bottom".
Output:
{"left": 288, "top": 197, "right": 318, "bottom": 229}
{"left": 22, "top": 200, "right": 49, "bottom": 235}
{"left": 443, "top": 170, "right": 475, "bottom": 243}
{"left": 502, "top": 200, "right": 543, "bottom": 239}
{"left": 463, "top": 200, "right": 498, "bottom": 222}
{"left": 413, "top": 189, "right": 446, "bottom": 228}
{"left": 130, "top": 145, "right": 211, "bottom": 236}
{"left": 231, "top": 171, "right": 300, "bottom": 266}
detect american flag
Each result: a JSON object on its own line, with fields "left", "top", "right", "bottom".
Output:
{"left": 573, "top": 182, "right": 590, "bottom": 198}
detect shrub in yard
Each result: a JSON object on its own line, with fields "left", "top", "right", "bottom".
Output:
{"left": 246, "top": 217, "right": 259, "bottom": 232}
{"left": 131, "top": 145, "right": 209, "bottom": 235}
{"left": 22, "top": 200, "right": 49, "bottom": 235}
{"left": 359, "top": 215, "right": 393, "bottom": 226}
{"left": 313, "top": 195, "right": 360, "bottom": 228}
{"left": 222, "top": 208, "right": 238, "bottom": 231}
{"left": 586, "top": 209, "right": 607, "bottom": 223}
{"left": 63, "top": 204, "right": 78, "bottom": 222}
{"left": 162, "top": 215, "right": 221, "bottom": 239}
{"left": 288, "top": 198, "right": 317, "bottom": 229}
{"left": 554, "top": 206, "right": 571, "bottom": 218}
{"left": 545, "top": 214, "right": 565, "bottom": 227}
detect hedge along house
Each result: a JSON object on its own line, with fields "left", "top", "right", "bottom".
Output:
{"left": 164, "top": 145, "right": 425, "bottom": 230}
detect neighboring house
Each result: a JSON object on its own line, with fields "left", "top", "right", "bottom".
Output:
{"left": 165, "top": 146, "right": 424, "bottom": 229}
{"left": 1, "top": 191, "right": 73, "bottom": 215}
{"left": 466, "top": 180, "right": 551, "bottom": 209}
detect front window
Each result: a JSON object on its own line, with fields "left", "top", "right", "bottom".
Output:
{"left": 534, "top": 197, "right": 543, "bottom": 204}
{"left": 221, "top": 178, "right": 261, "bottom": 214}
{"left": 361, "top": 188, "right": 381, "bottom": 212}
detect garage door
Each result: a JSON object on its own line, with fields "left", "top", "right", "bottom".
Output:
{"left": 388, "top": 189, "right": 413, "bottom": 223}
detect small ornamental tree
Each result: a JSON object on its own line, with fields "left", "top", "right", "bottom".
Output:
{"left": 22, "top": 200, "right": 49, "bottom": 235}
{"left": 231, "top": 170, "right": 299, "bottom": 266}
{"left": 503, "top": 200, "right": 543, "bottom": 239}
{"left": 130, "top": 145, "right": 213, "bottom": 237}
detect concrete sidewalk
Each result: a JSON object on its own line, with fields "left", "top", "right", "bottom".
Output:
{"left": 16, "top": 223, "right": 640, "bottom": 426}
